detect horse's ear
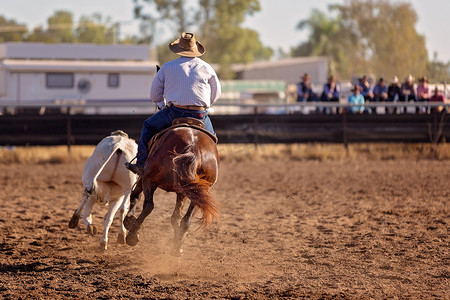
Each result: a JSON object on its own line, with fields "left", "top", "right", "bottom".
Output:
{"left": 156, "top": 65, "right": 160, "bottom": 72}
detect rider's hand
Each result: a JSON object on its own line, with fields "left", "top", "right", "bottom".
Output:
{"left": 156, "top": 101, "right": 166, "bottom": 110}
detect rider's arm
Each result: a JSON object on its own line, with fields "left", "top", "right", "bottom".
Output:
{"left": 150, "top": 70, "right": 165, "bottom": 104}
{"left": 209, "top": 73, "right": 221, "bottom": 106}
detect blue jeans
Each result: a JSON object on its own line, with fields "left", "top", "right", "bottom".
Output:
{"left": 136, "top": 106, "right": 214, "bottom": 166}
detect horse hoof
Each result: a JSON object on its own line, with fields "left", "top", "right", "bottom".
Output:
{"left": 116, "top": 232, "right": 126, "bottom": 245}
{"left": 170, "top": 247, "right": 183, "bottom": 257}
{"left": 68, "top": 213, "right": 80, "bottom": 228}
{"left": 123, "top": 215, "right": 137, "bottom": 231}
{"left": 87, "top": 224, "right": 97, "bottom": 236}
{"left": 126, "top": 232, "right": 140, "bottom": 246}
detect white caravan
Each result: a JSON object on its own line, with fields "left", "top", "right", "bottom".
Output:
{"left": 0, "top": 43, "right": 158, "bottom": 114}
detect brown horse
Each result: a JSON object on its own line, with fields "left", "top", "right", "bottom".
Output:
{"left": 123, "top": 124, "right": 219, "bottom": 256}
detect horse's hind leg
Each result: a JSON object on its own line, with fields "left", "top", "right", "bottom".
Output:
{"left": 126, "top": 184, "right": 156, "bottom": 246}
{"left": 171, "top": 193, "right": 186, "bottom": 228}
{"left": 171, "top": 202, "right": 196, "bottom": 257}
{"left": 170, "top": 193, "right": 186, "bottom": 254}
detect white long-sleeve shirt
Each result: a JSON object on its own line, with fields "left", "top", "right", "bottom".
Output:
{"left": 150, "top": 56, "right": 221, "bottom": 108}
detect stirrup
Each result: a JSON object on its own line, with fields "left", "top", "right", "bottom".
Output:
{"left": 125, "top": 162, "right": 143, "bottom": 176}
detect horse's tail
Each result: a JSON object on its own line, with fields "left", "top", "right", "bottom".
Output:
{"left": 172, "top": 147, "right": 218, "bottom": 227}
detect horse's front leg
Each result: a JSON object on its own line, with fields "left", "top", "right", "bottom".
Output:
{"left": 126, "top": 184, "right": 156, "bottom": 246}
{"left": 123, "top": 178, "right": 142, "bottom": 231}
{"left": 171, "top": 202, "right": 196, "bottom": 256}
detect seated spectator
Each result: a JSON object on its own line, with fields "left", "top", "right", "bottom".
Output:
{"left": 400, "top": 74, "right": 417, "bottom": 113}
{"left": 320, "top": 75, "right": 340, "bottom": 114}
{"left": 430, "top": 87, "right": 445, "bottom": 113}
{"left": 417, "top": 76, "right": 431, "bottom": 114}
{"left": 297, "top": 73, "right": 318, "bottom": 103}
{"left": 372, "top": 77, "right": 388, "bottom": 113}
{"left": 358, "top": 75, "right": 374, "bottom": 102}
{"left": 347, "top": 85, "right": 367, "bottom": 114}
{"left": 387, "top": 76, "right": 401, "bottom": 114}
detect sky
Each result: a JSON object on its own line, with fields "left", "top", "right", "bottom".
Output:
{"left": 1, "top": 0, "right": 450, "bottom": 62}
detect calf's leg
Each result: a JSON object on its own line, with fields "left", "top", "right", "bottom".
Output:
{"left": 100, "top": 195, "right": 124, "bottom": 250}
{"left": 68, "top": 191, "right": 87, "bottom": 228}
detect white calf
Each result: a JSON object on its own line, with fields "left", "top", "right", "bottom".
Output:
{"left": 68, "top": 130, "right": 138, "bottom": 250}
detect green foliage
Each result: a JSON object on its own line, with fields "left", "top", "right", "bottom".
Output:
{"left": 427, "top": 53, "right": 450, "bottom": 83}
{"left": 156, "top": 42, "right": 179, "bottom": 65}
{"left": 0, "top": 16, "right": 27, "bottom": 42}
{"left": 75, "top": 13, "right": 116, "bottom": 44}
{"left": 292, "top": 8, "right": 341, "bottom": 75}
{"left": 27, "top": 10, "right": 75, "bottom": 43}
{"left": 133, "top": 0, "right": 271, "bottom": 79}
{"left": 3, "top": 10, "right": 125, "bottom": 44}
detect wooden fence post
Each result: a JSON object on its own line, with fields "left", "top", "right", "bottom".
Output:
{"left": 342, "top": 112, "right": 348, "bottom": 151}
{"left": 253, "top": 107, "right": 259, "bottom": 149}
{"left": 66, "top": 107, "right": 72, "bottom": 153}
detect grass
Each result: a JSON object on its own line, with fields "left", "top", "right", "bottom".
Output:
{"left": 0, "top": 145, "right": 94, "bottom": 164}
{"left": 218, "top": 143, "right": 450, "bottom": 162}
{"left": 1, "top": 143, "right": 449, "bottom": 165}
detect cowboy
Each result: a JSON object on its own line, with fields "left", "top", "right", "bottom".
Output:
{"left": 126, "top": 32, "right": 221, "bottom": 175}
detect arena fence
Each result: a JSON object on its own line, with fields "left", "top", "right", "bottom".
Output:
{"left": 0, "top": 102, "right": 449, "bottom": 148}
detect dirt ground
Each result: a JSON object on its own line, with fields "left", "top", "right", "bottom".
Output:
{"left": 0, "top": 158, "right": 449, "bottom": 299}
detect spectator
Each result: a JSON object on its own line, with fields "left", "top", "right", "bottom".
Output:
{"left": 387, "top": 76, "right": 401, "bottom": 114}
{"left": 347, "top": 85, "right": 366, "bottom": 114}
{"left": 297, "top": 73, "right": 318, "bottom": 103}
{"left": 400, "top": 74, "right": 417, "bottom": 114}
{"left": 417, "top": 76, "right": 431, "bottom": 114}
{"left": 372, "top": 77, "right": 388, "bottom": 114}
{"left": 358, "top": 75, "right": 374, "bottom": 102}
{"left": 430, "top": 87, "right": 445, "bottom": 114}
{"left": 320, "top": 75, "right": 340, "bottom": 114}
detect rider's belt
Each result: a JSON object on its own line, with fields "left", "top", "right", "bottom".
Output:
{"left": 173, "top": 104, "right": 206, "bottom": 111}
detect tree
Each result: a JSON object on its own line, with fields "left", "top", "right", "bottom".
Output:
{"left": 331, "top": 0, "right": 428, "bottom": 79}
{"left": 0, "top": 16, "right": 28, "bottom": 42}
{"left": 25, "top": 10, "right": 120, "bottom": 44}
{"left": 74, "top": 13, "right": 116, "bottom": 44}
{"left": 133, "top": 0, "right": 272, "bottom": 79}
{"left": 27, "top": 10, "right": 75, "bottom": 43}
{"left": 427, "top": 52, "right": 450, "bottom": 83}
{"left": 293, "top": 0, "right": 429, "bottom": 80}
{"left": 292, "top": 9, "right": 341, "bottom": 76}
{"left": 47, "top": 10, "right": 75, "bottom": 43}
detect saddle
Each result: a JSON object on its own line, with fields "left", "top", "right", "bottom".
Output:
{"left": 147, "top": 117, "right": 218, "bottom": 155}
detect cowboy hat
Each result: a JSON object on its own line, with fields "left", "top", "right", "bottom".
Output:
{"left": 391, "top": 76, "right": 398, "bottom": 84}
{"left": 419, "top": 76, "right": 428, "bottom": 82}
{"left": 169, "top": 32, "right": 205, "bottom": 57}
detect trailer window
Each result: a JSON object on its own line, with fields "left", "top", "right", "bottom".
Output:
{"left": 108, "top": 73, "right": 119, "bottom": 88}
{"left": 46, "top": 73, "right": 74, "bottom": 88}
